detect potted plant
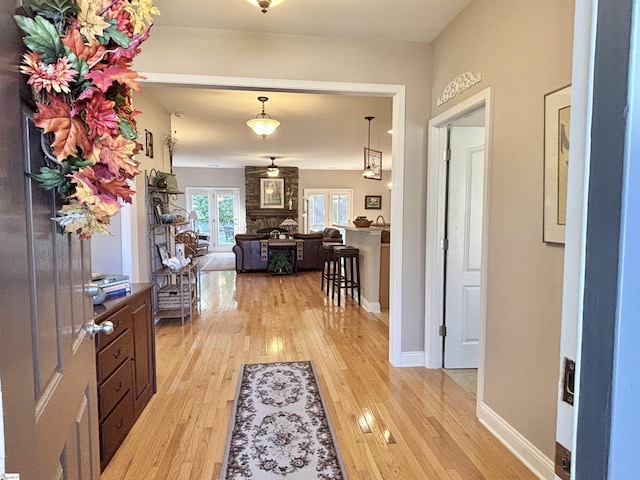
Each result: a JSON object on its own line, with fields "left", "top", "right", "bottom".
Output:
{"left": 268, "top": 250, "right": 293, "bottom": 275}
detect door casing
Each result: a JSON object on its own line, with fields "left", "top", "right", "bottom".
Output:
{"left": 425, "top": 87, "right": 493, "bottom": 407}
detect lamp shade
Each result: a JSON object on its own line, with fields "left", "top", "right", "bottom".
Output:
{"left": 246, "top": 117, "right": 280, "bottom": 137}
{"left": 188, "top": 210, "right": 201, "bottom": 220}
{"left": 247, "top": 96, "right": 280, "bottom": 137}
{"left": 280, "top": 218, "right": 299, "bottom": 227}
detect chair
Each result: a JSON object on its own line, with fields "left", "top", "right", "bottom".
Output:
{"left": 175, "top": 230, "right": 199, "bottom": 259}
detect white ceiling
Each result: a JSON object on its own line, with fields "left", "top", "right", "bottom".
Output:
{"left": 144, "top": 0, "right": 471, "bottom": 170}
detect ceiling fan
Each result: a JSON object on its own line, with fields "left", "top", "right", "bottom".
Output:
{"left": 266, "top": 157, "right": 280, "bottom": 177}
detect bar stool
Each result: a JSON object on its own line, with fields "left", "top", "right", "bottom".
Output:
{"left": 332, "top": 245, "right": 361, "bottom": 306}
{"left": 321, "top": 242, "right": 338, "bottom": 295}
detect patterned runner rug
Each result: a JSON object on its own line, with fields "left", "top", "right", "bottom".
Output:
{"left": 221, "top": 361, "right": 347, "bottom": 479}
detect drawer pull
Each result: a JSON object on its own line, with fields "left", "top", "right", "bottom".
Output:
{"left": 116, "top": 418, "right": 124, "bottom": 429}
{"left": 114, "top": 381, "right": 123, "bottom": 392}
{"left": 113, "top": 347, "right": 123, "bottom": 359}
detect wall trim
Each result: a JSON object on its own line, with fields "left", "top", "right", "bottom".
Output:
{"left": 424, "top": 87, "right": 493, "bottom": 414}
{"left": 478, "top": 402, "right": 554, "bottom": 480}
{"left": 361, "top": 297, "right": 381, "bottom": 314}
{"left": 400, "top": 351, "right": 425, "bottom": 367}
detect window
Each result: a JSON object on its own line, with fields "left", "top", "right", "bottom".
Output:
{"left": 304, "top": 189, "right": 353, "bottom": 235}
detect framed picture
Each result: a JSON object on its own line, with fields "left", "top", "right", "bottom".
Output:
{"left": 145, "top": 129, "right": 154, "bottom": 158}
{"left": 543, "top": 85, "right": 572, "bottom": 244}
{"left": 365, "top": 195, "right": 382, "bottom": 209}
{"left": 156, "top": 244, "right": 170, "bottom": 266}
{"left": 260, "top": 178, "right": 285, "bottom": 208}
{"left": 364, "top": 147, "right": 382, "bottom": 181}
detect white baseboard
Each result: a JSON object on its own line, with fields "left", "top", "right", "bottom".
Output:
{"left": 399, "top": 351, "right": 425, "bottom": 367}
{"left": 361, "top": 297, "right": 381, "bottom": 313}
{"left": 478, "top": 402, "right": 555, "bottom": 480}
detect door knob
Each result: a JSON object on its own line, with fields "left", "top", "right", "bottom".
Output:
{"left": 85, "top": 320, "right": 114, "bottom": 337}
{"left": 84, "top": 283, "right": 99, "bottom": 297}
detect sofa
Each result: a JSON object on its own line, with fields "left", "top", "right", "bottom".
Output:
{"left": 232, "top": 228, "right": 343, "bottom": 272}
{"left": 292, "top": 228, "right": 343, "bottom": 270}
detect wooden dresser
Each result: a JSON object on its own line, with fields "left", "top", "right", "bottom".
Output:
{"left": 93, "top": 283, "right": 156, "bottom": 471}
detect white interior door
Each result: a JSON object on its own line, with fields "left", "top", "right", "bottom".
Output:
{"left": 444, "top": 126, "right": 485, "bottom": 368}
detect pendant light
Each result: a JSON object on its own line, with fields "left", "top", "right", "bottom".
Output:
{"left": 362, "top": 116, "right": 376, "bottom": 178}
{"left": 245, "top": 0, "right": 285, "bottom": 13}
{"left": 266, "top": 157, "right": 280, "bottom": 177}
{"left": 247, "top": 96, "right": 280, "bottom": 137}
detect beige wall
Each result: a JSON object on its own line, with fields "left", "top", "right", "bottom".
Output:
{"left": 130, "top": 92, "right": 172, "bottom": 282}
{"left": 134, "top": 27, "right": 431, "bottom": 351}
{"left": 171, "top": 167, "right": 391, "bottom": 233}
{"left": 431, "top": 0, "right": 574, "bottom": 458}
{"left": 299, "top": 169, "right": 392, "bottom": 226}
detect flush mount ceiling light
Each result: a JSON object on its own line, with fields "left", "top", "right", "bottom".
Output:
{"left": 247, "top": 96, "right": 281, "bottom": 137}
{"left": 245, "top": 0, "right": 285, "bottom": 13}
{"left": 363, "top": 116, "right": 376, "bottom": 178}
{"left": 266, "top": 157, "right": 280, "bottom": 177}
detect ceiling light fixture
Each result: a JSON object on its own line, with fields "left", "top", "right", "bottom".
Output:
{"left": 266, "top": 157, "right": 280, "bottom": 177}
{"left": 247, "top": 96, "right": 281, "bottom": 137}
{"left": 246, "top": 0, "right": 285, "bottom": 13}
{"left": 363, "top": 116, "right": 376, "bottom": 178}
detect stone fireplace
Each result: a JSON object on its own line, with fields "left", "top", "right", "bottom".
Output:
{"left": 244, "top": 166, "right": 299, "bottom": 233}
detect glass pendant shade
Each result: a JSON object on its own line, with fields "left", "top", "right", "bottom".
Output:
{"left": 247, "top": 96, "right": 280, "bottom": 137}
{"left": 362, "top": 166, "right": 376, "bottom": 178}
{"left": 246, "top": 117, "right": 281, "bottom": 137}
{"left": 266, "top": 166, "right": 280, "bottom": 177}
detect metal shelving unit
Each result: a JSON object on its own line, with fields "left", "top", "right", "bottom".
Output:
{"left": 146, "top": 173, "right": 199, "bottom": 324}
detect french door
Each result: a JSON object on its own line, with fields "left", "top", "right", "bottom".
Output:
{"left": 304, "top": 189, "right": 353, "bottom": 233}
{"left": 186, "top": 188, "right": 239, "bottom": 252}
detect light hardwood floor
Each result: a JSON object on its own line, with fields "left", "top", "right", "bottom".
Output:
{"left": 101, "top": 271, "right": 536, "bottom": 479}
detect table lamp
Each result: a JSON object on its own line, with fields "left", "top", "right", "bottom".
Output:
{"left": 280, "top": 217, "right": 299, "bottom": 237}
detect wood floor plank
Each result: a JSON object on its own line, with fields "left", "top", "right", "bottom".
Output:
{"left": 100, "top": 270, "right": 538, "bottom": 479}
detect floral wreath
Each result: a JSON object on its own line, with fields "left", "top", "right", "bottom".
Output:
{"left": 14, "top": 0, "right": 159, "bottom": 239}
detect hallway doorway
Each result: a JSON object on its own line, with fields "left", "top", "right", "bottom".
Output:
{"left": 425, "top": 88, "right": 492, "bottom": 405}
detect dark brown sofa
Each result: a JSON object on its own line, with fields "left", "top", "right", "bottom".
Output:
{"left": 293, "top": 228, "right": 343, "bottom": 270}
{"left": 232, "top": 234, "right": 269, "bottom": 272}
{"left": 232, "top": 228, "right": 343, "bottom": 272}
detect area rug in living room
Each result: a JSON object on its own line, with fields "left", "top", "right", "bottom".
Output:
{"left": 221, "top": 361, "right": 347, "bottom": 479}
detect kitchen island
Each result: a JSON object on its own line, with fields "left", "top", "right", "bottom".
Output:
{"left": 335, "top": 225, "right": 390, "bottom": 313}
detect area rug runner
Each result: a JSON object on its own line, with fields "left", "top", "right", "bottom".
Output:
{"left": 221, "top": 361, "right": 347, "bottom": 479}
{"left": 201, "top": 252, "right": 236, "bottom": 271}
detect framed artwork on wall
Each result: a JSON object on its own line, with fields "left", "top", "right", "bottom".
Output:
{"left": 364, "top": 147, "right": 382, "bottom": 180}
{"left": 543, "top": 84, "right": 572, "bottom": 244}
{"left": 260, "top": 178, "right": 285, "bottom": 208}
{"left": 365, "top": 195, "right": 382, "bottom": 209}
{"left": 145, "top": 129, "right": 154, "bottom": 158}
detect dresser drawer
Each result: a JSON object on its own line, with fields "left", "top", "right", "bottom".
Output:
{"left": 99, "top": 359, "right": 133, "bottom": 420}
{"left": 100, "top": 389, "right": 134, "bottom": 467}
{"left": 97, "top": 305, "right": 132, "bottom": 349}
{"left": 97, "top": 329, "right": 132, "bottom": 382}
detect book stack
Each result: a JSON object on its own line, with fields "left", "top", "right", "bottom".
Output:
{"left": 96, "top": 274, "right": 131, "bottom": 299}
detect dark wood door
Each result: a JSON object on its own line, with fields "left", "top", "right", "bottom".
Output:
{"left": 0, "top": 2, "right": 100, "bottom": 478}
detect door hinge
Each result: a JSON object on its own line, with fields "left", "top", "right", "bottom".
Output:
{"left": 439, "top": 325, "right": 447, "bottom": 337}
{"left": 444, "top": 149, "right": 452, "bottom": 162}
{"left": 441, "top": 238, "right": 449, "bottom": 250}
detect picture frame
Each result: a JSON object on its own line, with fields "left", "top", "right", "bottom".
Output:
{"left": 364, "top": 147, "right": 382, "bottom": 181}
{"left": 156, "top": 244, "right": 170, "bottom": 266}
{"left": 260, "top": 178, "right": 285, "bottom": 208}
{"left": 543, "top": 85, "right": 572, "bottom": 244}
{"left": 145, "top": 129, "right": 154, "bottom": 158}
{"left": 365, "top": 195, "right": 382, "bottom": 210}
